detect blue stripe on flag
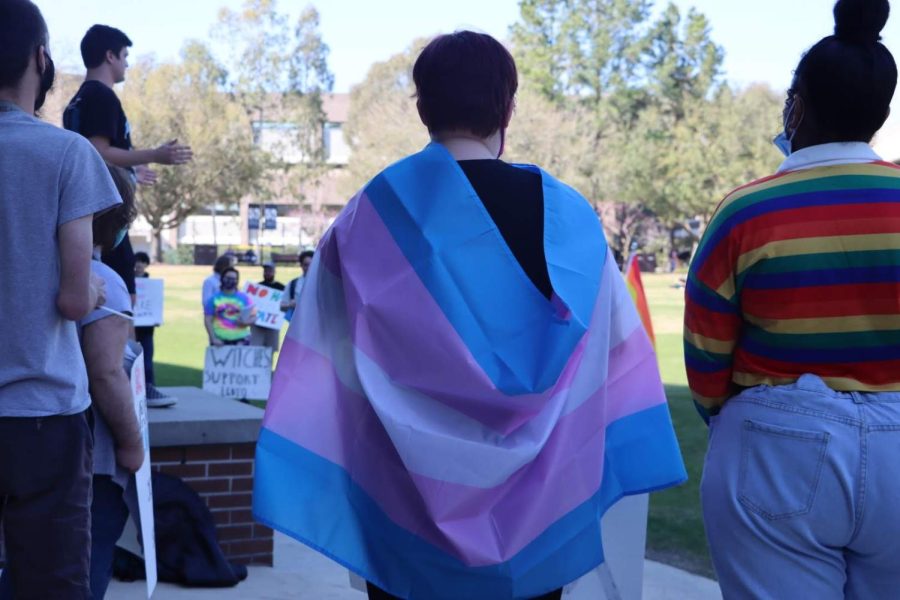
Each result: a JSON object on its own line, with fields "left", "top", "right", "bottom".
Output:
{"left": 364, "top": 144, "right": 604, "bottom": 395}
{"left": 253, "top": 403, "right": 685, "bottom": 600}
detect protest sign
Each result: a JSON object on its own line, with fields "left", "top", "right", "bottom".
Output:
{"left": 203, "top": 345, "right": 273, "bottom": 400}
{"left": 243, "top": 282, "right": 285, "bottom": 330}
{"left": 129, "top": 351, "right": 158, "bottom": 598}
{"left": 134, "top": 278, "right": 164, "bottom": 327}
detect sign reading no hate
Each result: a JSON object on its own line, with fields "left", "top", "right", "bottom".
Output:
{"left": 243, "top": 282, "right": 285, "bottom": 331}
{"left": 203, "top": 345, "right": 273, "bottom": 400}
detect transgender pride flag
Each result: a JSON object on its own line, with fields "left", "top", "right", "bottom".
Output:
{"left": 254, "top": 143, "right": 686, "bottom": 599}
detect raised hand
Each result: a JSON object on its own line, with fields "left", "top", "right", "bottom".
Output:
{"left": 154, "top": 139, "right": 193, "bottom": 165}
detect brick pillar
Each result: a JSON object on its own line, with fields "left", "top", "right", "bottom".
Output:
{"left": 150, "top": 442, "right": 273, "bottom": 566}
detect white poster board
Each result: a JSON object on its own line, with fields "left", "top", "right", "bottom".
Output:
{"left": 129, "top": 351, "right": 158, "bottom": 598}
{"left": 243, "top": 283, "right": 285, "bottom": 331}
{"left": 565, "top": 494, "right": 649, "bottom": 600}
{"left": 203, "top": 345, "right": 273, "bottom": 400}
{"left": 134, "top": 279, "right": 164, "bottom": 327}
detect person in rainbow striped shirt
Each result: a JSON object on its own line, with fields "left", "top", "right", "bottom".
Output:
{"left": 684, "top": 0, "right": 900, "bottom": 596}
{"left": 204, "top": 267, "right": 256, "bottom": 346}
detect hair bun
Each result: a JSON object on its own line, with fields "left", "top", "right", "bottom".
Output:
{"left": 833, "top": 0, "right": 890, "bottom": 43}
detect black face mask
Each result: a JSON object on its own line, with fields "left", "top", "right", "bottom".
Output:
{"left": 34, "top": 51, "right": 55, "bottom": 112}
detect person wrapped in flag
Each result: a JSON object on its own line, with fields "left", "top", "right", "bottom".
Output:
{"left": 684, "top": 0, "right": 900, "bottom": 596}
{"left": 254, "top": 30, "right": 686, "bottom": 600}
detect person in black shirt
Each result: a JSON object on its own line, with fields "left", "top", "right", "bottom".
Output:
{"left": 133, "top": 251, "right": 155, "bottom": 381}
{"left": 260, "top": 263, "right": 285, "bottom": 291}
{"left": 63, "top": 25, "right": 192, "bottom": 299}
{"left": 363, "top": 32, "right": 562, "bottom": 600}
{"left": 250, "top": 263, "right": 285, "bottom": 351}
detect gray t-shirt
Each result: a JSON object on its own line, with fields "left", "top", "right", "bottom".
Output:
{"left": 0, "top": 102, "right": 121, "bottom": 416}
{"left": 81, "top": 259, "right": 132, "bottom": 486}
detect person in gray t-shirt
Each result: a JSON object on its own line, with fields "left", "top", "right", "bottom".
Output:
{"left": 0, "top": 2, "right": 121, "bottom": 598}
{"left": 77, "top": 165, "right": 144, "bottom": 599}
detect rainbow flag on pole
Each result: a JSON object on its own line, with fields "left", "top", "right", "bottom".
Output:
{"left": 624, "top": 254, "right": 656, "bottom": 348}
{"left": 253, "top": 144, "right": 685, "bottom": 599}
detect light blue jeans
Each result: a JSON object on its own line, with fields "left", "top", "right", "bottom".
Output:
{"left": 702, "top": 374, "right": 900, "bottom": 599}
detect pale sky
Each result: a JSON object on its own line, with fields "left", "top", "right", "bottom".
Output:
{"left": 39, "top": 0, "right": 900, "bottom": 94}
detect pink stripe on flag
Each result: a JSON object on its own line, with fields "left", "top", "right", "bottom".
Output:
{"left": 603, "top": 325, "right": 664, "bottom": 423}
{"left": 332, "top": 192, "right": 578, "bottom": 434}
{"left": 262, "top": 326, "right": 664, "bottom": 566}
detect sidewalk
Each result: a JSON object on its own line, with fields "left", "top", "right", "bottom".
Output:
{"left": 108, "top": 533, "right": 722, "bottom": 599}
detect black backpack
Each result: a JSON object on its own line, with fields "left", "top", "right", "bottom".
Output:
{"left": 114, "top": 471, "right": 248, "bottom": 587}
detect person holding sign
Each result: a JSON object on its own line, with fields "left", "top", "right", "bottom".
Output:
{"left": 250, "top": 262, "right": 284, "bottom": 351}
{"left": 133, "top": 251, "right": 155, "bottom": 382}
{"left": 78, "top": 164, "right": 145, "bottom": 599}
{"left": 202, "top": 254, "right": 235, "bottom": 308}
{"left": 134, "top": 251, "right": 174, "bottom": 406}
{"left": 204, "top": 267, "right": 257, "bottom": 346}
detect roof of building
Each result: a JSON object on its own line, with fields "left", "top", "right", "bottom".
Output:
{"left": 322, "top": 93, "right": 349, "bottom": 123}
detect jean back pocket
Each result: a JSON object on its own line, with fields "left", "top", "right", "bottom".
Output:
{"left": 738, "top": 419, "right": 829, "bottom": 520}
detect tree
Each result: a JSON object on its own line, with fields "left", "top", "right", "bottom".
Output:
{"left": 618, "top": 83, "right": 782, "bottom": 252}
{"left": 340, "top": 40, "right": 590, "bottom": 199}
{"left": 511, "top": 0, "right": 729, "bottom": 258}
{"left": 214, "top": 0, "right": 335, "bottom": 244}
{"left": 121, "top": 42, "right": 263, "bottom": 261}
{"left": 340, "top": 39, "right": 430, "bottom": 196}
{"left": 504, "top": 85, "right": 592, "bottom": 193}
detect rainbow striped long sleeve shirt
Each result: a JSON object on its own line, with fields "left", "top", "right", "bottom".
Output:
{"left": 685, "top": 158, "right": 900, "bottom": 412}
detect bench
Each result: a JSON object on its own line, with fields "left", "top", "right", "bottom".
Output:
{"left": 270, "top": 253, "right": 297, "bottom": 264}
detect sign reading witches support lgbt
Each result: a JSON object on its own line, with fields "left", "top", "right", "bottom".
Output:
{"left": 243, "top": 283, "right": 285, "bottom": 331}
{"left": 203, "top": 345, "right": 273, "bottom": 400}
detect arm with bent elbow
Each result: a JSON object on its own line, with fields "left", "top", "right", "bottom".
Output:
{"left": 58, "top": 215, "right": 104, "bottom": 320}
{"left": 82, "top": 316, "right": 145, "bottom": 473}
{"left": 89, "top": 136, "right": 192, "bottom": 168}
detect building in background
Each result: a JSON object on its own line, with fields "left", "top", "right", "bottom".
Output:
{"left": 129, "top": 93, "right": 351, "bottom": 257}
{"left": 41, "top": 79, "right": 350, "bottom": 259}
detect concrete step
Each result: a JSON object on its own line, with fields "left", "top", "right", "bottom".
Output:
{"left": 107, "top": 533, "right": 722, "bottom": 599}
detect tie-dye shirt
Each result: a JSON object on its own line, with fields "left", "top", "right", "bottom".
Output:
{"left": 204, "top": 290, "right": 253, "bottom": 341}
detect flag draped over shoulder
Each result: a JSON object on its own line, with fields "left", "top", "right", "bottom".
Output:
{"left": 624, "top": 254, "right": 656, "bottom": 348}
{"left": 253, "top": 143, "right": 686, "bottom": 600}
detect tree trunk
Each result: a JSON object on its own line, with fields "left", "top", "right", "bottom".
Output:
{"left": 154, "top": 228, "right": 164, "bottom": 263}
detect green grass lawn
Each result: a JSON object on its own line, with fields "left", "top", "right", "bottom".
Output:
{"left": 151, "top": 264, "right": 713, "bottom": 577}
{"left": 642, "top": 272, "right": 714, "bottom": 577}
